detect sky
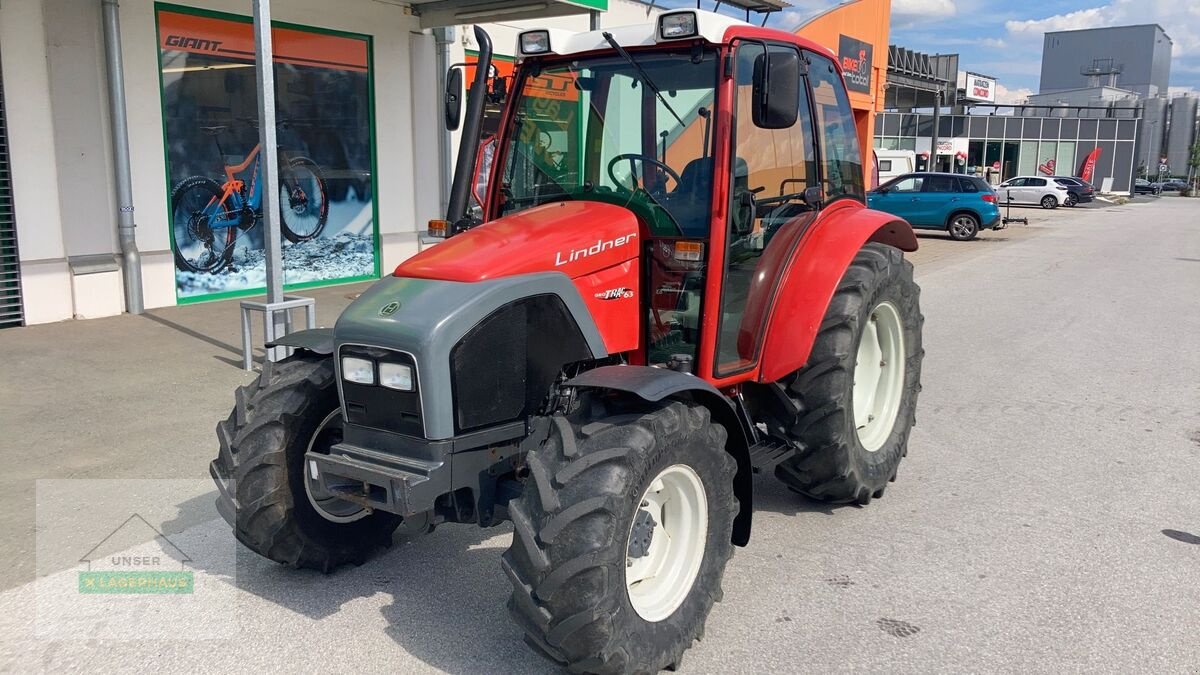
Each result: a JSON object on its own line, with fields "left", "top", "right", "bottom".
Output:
{"left": 657, "top": 0, "right": 1200, "bottom": 102}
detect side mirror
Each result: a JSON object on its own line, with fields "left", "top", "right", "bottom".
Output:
{"left": 752, "top": 49, "right": 800, "bottom": 130}
{"left": 445, "top": 66, "right": 463, "bottom": 131}
{"left": 735, "top": 191, "right": 757, "bottom": 236}
{"left": 803, "top": 185, "right": 824, "bottom": 206}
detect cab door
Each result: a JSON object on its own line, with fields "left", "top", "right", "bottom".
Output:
{"left": 710, "top": 40, "right": 819, "bottom": 378}
{"left": 709, "top": 45, "right": 864, "bottom": 380}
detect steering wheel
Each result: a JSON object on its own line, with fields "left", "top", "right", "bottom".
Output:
{"left": 607, "top": 154, "right": 683, "bottom": 194}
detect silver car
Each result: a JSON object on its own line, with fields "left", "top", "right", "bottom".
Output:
{"left": 996, "top": 175, "right": 1072, "bottom": 209}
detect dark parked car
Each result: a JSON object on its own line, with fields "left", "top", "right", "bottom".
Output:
{"left": 1051, "top": 176, "right": 1095, "bottom": 206}
{"left": 868, "top": 172, "right": 1001, "bottom": 241}
{"left": 1157, "top": 179, "right": 1188, "bottom": 192}
{"left": 1133, "top": 179, "right": 1161, "bottom": 195}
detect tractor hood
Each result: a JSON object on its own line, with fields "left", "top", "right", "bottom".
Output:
{"left": 395, "top": 201, "right": 641, "bottom": 282}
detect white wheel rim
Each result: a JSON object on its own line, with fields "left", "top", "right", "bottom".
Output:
{"left": 853, "top": 301, "right": 906, "bottom": 452}
{"left": 625, "top": 464, "right": 708, "bottom": 622}
{"left": 304, "top": 410, "right": 369, "bottom": 523}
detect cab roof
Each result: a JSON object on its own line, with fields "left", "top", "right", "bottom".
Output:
{"left": 515, "top": 9, "right": 830, "bottom": 59}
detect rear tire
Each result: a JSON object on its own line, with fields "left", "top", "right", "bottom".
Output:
{"left": 1065, "top": 192, "right": 1078, "bottom": 207}
{"left": 1040, "top": 195, "right": 1057, "bottom": 209}
{"left": 210, "top": 354, "right": 401, "bottom": 571}
{"left": 947, "top": 212, "right": 980, "bottom": 241}
{"left": 774, "top": 243, "right": 923, "bottom": 504}
{"left": 503, "top": 399, "right": 737, "bottom": 674}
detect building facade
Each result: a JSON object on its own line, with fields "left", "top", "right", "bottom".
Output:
{"left": 874, "top": 110, "right": 1140, "bottom": 192}
{"left": 0, "top": 0, "right": 657, "bottom": 327}
{"left": 1040, "top": 25, "right": 1172, "bottom": 99}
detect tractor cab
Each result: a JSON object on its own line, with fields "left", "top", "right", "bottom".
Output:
{"left": 431, "top": 9, "right": 868, "bottom": 380}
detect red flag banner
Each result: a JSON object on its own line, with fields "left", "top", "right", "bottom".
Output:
{"left": 1080, "top": 148, "right": 1102, "bottom": 184}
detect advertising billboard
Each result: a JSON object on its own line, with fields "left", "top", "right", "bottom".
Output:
{"left": 156, "top": 5, "right": 378, "bottom": 303}
{"left": 837, "top": 35, "right": 873, "bottom": 94}
{"left": 962, "top": 72, "right": 997, "bottom": 103}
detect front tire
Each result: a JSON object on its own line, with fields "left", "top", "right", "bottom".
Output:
{"left": 1040, "top": 195, "right": 1058, "bottom": 209}
{"left": 775, "top": 243, "right": 923, "bottom": 504}
{"left": 210, "top": 354, "right": 401, "bottom": 571}
{"left": 504, "top": 399, "right": 737, "bottom": 674}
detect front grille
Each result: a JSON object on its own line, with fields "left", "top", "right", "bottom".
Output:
{"left": 338, "top": 345, "right": 423, "bottom": 437}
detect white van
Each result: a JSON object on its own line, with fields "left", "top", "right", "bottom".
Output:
{"left": 874, "top": 149, "right": 916, "bottom": 187}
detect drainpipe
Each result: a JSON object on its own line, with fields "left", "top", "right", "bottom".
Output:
{"left": 101, "top": 0, "right": 143, "bottom": 314}
{"left": 434, "top": 26, "right": 454, "bottom": 217}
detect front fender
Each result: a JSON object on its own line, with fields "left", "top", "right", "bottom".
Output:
{"left": 267, "top": 327, "right": 334, "bottom": 355}
{"left": 758, "top": 200, "right": 916, "bottom": 383}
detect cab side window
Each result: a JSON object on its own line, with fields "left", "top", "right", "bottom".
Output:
{"left": 805, "top": 51, "right": 864, "bottom": 202}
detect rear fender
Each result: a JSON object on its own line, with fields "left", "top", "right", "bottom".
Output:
{"left": 757, "top": 201, "right": 916, "bottom": 383}
{"left": 566, "top": 366, "right": 753, "bottom": 546}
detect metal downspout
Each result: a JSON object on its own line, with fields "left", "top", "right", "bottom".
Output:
{"left": 100, "top": 0, "right": 143, "bottom": 314}
{"left": 434, "top": 27, "right": 453, "bottom": 217}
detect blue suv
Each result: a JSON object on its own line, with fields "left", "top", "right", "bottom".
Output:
{"left": 868, "top": 172, "right": 1002, "bottom": 241}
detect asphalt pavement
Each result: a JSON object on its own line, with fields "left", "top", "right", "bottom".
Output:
{"left": 1, "top": 196, "right": 1198, "bottom": 672}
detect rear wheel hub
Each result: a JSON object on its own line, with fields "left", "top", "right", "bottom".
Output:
{"left": 853, "top": 301, "right": 906, "bottom": 452}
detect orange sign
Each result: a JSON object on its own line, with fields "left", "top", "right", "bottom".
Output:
{"left": 157, "top": 10, "right": 368, "bottom": 72}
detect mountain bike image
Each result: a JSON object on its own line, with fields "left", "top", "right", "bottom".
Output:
{"left": 171, "top": 121, "right": 329, "bottom": 274}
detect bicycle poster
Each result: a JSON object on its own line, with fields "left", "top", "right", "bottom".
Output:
{"left": 155, "top": 5, "right": 378, "bottom": 302}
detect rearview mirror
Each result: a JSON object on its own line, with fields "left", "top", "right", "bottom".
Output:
{"left": 752, "top": 49, "right": 800, "bottom": 129}
{"left": 445, "top": 67, "right": 463, "bottom": 131}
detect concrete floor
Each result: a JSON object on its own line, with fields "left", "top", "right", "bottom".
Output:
{"left": 1, "top": 197, "right": 1197, "bottom": 672}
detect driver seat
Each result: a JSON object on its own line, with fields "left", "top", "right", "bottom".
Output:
{"left": 669, "top": 157, "right": 751, "bottom": 236}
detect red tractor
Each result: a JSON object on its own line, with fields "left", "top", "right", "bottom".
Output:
{"left": 212, "top": 10, "right": 922, "bottom": 673}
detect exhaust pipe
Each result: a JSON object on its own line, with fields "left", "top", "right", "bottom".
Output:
{"left": 445, "top": 26, "right": 493, "bottom": 232}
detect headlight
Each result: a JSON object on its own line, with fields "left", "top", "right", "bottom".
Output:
{"left": 519, "top": 30, "right": 550, "bottom": 55}
{"left": 341, "top": 356, "right": 375, "bottom": 385}
{"left": 659, "top": 12, "right": 697, "bottom": 40}
{"left": 379, "top": 362, "right": 414, "bottom": 391}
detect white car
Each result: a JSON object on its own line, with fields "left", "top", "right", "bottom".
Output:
{"left": 996, "top": 175, "right": 1072, "bottom": 209}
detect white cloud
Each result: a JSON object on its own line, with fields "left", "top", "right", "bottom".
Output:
{"left": 1005, "top": 2, "right": 1200, "bottom": 56}
{"left": 1005, "top": 7, "right": 1108, "bottom": 38}
{"left": 892, "top": 0, "right": 957, "bottom": 19}
{"left": 994, "top": 84, "right": 1033, "bottom": 104}
{"left": 1169, "top": 85, "right": 1199, "bottom": 97}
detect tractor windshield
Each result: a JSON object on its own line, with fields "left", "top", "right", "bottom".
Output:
{"left": 497, "top": 48, "right": 720, "bottom": 237}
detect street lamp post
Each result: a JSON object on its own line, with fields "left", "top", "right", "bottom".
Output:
{"left": 1143, "top": 119, "right": 1158, "bottom": 180}
{"left": 930, "top": 90, "right": 943, "bottom": 172}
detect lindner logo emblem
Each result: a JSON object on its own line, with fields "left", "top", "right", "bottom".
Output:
{"left": 379, "top": 301, "right": 400, "bottom": 316}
